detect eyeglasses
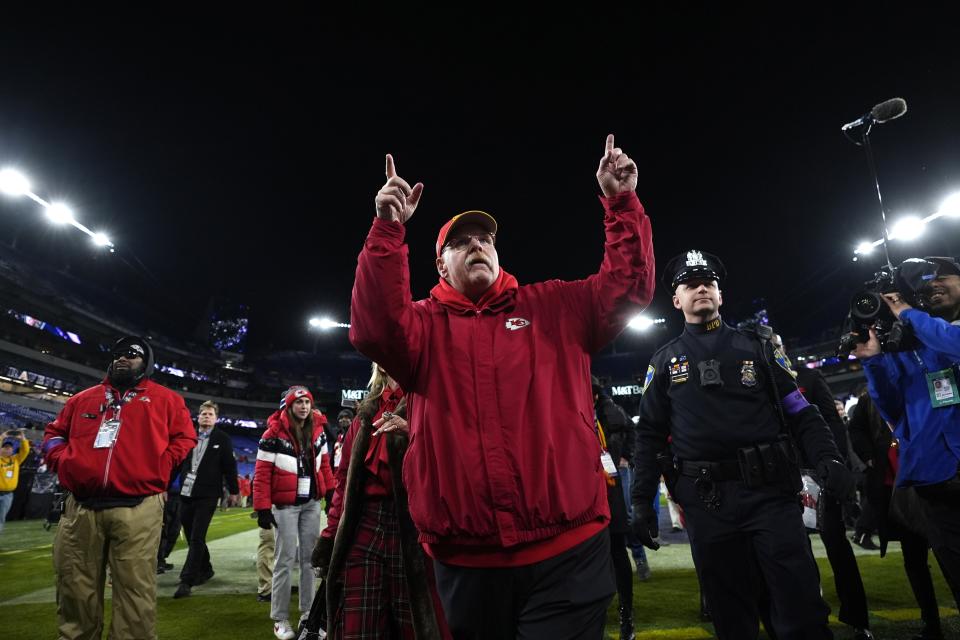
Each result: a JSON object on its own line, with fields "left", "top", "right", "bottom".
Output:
{"left": 112, "top": 349, "right": 144, "bottom": 361}
{"left": 443, "top": 233, "right": 496, "bottom": 252}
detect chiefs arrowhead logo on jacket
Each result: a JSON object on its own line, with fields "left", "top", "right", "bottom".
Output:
{"left": 505, "top": 317, "right": 530, "bottom": 331}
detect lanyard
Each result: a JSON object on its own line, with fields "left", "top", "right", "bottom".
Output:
{"left": 103, "top": 387, "right": 138, "bottom": 421}
{"left": 596, "top": 419, "right": 608, "bottom": 449}
{"left": 190, "top": 431, "right": 212, "bottom": 474}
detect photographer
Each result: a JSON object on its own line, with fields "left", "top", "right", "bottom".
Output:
{"left": 852, "top": 256, "right": 960, "bottom": 606}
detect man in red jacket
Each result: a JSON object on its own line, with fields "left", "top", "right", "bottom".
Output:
{"left": 43, "top": 336, "right": 196, "bottom": 640}
{"left": 350, "top": 134, "right": 655, "bottom": 639}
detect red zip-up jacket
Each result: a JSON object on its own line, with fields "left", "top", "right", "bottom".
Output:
{"left": 350, "top": 191, "right": 654, "bottom": 564}
{"left": 43, "top": 378, "right": 196, "bottom": 499}
{"left": 253, "top": 409, "right": 335, "bottom": 510}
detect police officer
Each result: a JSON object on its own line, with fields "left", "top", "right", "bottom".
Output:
{"left": 631, "top": 250, "right": 852, "bottom": 640}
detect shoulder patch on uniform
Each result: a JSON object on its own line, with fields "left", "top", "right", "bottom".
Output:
{"left": 642, "top": 364, "right": 656, "bottom": 393}
{"left": 773, "top": 348, "right": 798, "bottom": 379}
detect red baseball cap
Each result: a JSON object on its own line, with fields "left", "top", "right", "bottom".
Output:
{"left": 435, "top": 210, "right": 498, "bottom": 257}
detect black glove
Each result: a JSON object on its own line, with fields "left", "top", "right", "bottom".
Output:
{"left": 257, "top": 509, "right": 278, "bottom": 530}
{"left": 817, "top": 458, "right": 855, "bottom": 500}
{"left": 631, "top": 502, "right": 660, "bottom": 550}
{"left": 324, "top": 489, "right": 335, "bottom": 514}
{"left": 311, "top": 534, "right": 334, "bottom": 578}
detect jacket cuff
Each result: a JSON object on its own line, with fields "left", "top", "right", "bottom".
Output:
{"left": 370, "top": 216, "right": 407, "bottom": 242}
{"left": 861, "top": 353, "right": 887, "bottom": 368}
{"left": 598, "top": 190, "right": 643, "bottom": 213}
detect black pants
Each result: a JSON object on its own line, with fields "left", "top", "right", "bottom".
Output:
{"left": 609, "top": 531, "right": 632, "bottom": 614}
{"left": 179, "top": 496, "right": 218, "bottom": 585}
{"left": 674, "top": 477, "right": 833, "bottom": 640}
{"left": 900, "top": 528, "right": 942, "bottom": 629}
{"left": 158, "top": 493, "right": 182, "bottom": 562}
{"left": 433, "top": 529, "right": 615, "bottom": 640}
{"left": 818, "top": 495, "right": 869, "bottom": 629}
{"left": 915, "top": 476, "right": 960, "bottom": 608}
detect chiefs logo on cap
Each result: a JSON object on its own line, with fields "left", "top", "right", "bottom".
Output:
{"left": 505, "top": 318, "right": 530, "bottom": 331}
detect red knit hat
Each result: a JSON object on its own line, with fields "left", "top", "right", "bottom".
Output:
{"left": 281, "top": 385, "right": 314, "bottom": 410}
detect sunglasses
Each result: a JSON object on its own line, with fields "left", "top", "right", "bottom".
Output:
{"left": 112, "top": 349, "right": 144, "bottom": 361}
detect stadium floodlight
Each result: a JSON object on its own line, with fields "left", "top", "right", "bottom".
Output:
{"left": 890, "top": 216, "right": 925, "bottom": 242}
{"left": 940, "top": 192, "right": 960, "bottom": 218}
{"left": 315, "top": 317, "right": 350, "bottom": 330}
{"left": 0, "top": 168, "right": 31, "bottom": 197}
{"left": 627, "top": 315, "right": 665, "bottom": 332}
{"left": 46, "top": 202, "right": 74, "bottom": 225}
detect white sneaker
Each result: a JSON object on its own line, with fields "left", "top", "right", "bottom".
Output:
{"left": 273, "top": 619, "right": 295, "bottom": 640}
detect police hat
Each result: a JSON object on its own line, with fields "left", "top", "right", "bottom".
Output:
{"left": 663, "top": 250, "right": 726, "bottom": 290}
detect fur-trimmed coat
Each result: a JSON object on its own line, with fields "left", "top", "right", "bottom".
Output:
{"left": 321, "top": 398, "right": 447, "bottom": 639}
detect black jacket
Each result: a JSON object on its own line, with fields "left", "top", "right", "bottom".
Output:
{"left": 633, "top": 321, "right": 839, "bottom": 505}
{"left": 179, "top": 427, "right": 239, "bottom": 499}
{"left": 795, "top": 368, "right": 848, "bottom": 461}
{"left": 595, "top": 394, "right": 635, "bottom": 464}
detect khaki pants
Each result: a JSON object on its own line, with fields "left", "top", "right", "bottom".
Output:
{"left": 257, "top": 525, "right": 275, "bottom": 597}
{"left": 54, "top": 494, "right": 164, "bottom": 640}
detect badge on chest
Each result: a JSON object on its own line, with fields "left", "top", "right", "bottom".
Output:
{"left": 94, "top": 419, "right": 121, "bottom": 449}
{"left": 669, "top": 356, "right": 690, "bottom": 384}
{"left": 741, "top": 360, "right": 758, "bottom": 388}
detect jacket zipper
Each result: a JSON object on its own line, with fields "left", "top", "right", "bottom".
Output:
{"left": 101, "top": 391, "right": 128, "bottom": 489}
{"left": 102, "top": 441, "right": 116, "bottom": 489}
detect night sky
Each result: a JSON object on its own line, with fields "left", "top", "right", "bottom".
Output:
{"left": 1, "top": 13, "right": 958, "bottom": 357}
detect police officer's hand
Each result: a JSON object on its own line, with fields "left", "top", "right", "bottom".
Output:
{"left": 375, "top": 154, "right": 424, "bottom": 224}
{"left": 631, "top": 502, "right": 661, "bottom": 550}
{"left": 257, "top": 509, "right": 278, "bottom": 530}
{"left": 597, "top": 134, "right": 638, "bottom": 197}
{"left": 817, "top": 458, "right": 856, "bottom": 500}
{"left": 851, "top": 327, "right": 881, "bottom": 360}
{"left": 311, "top": 535, "right": 334, "bottom": 579}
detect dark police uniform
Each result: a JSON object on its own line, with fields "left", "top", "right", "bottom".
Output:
{"left": 631, "top": 250, "right": 840, "bottom": 640}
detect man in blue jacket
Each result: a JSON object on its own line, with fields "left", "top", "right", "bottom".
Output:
{"left": 853, "top": 256, "right": 960, "bottom": 608}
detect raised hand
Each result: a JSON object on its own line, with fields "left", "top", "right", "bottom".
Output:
{"left": 375, "top": 154, "right": 424, "bottom": 224}
{"left": 596, "top": 134, "right": 638, "bottom": 197}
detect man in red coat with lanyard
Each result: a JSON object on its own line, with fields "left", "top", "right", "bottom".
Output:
{"left": 350, "top": 135, "right": 655, "bottom": 639}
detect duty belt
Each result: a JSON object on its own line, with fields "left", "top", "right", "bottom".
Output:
{"left": 676, "top": 459, "right": 741, "bottom": 481}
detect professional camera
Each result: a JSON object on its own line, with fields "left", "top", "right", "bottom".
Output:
{"left": 838, "top": 258, "right": 939, "bottom": 353}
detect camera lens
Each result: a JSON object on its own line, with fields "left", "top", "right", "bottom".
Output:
{"left": 851, "top": 291, "right": 881, "bottom": 321}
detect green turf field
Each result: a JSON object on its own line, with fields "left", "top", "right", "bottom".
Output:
{"left": 1, "top": 508, "right": 957, "bottom": 638}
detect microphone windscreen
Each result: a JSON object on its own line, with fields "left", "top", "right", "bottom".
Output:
{"left": 870, "top": 98, "right": 907, "bottom": 123}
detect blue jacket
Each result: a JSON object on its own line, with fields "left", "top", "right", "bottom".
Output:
{"left": 862, "top": 308, "right": 960, "bottom": 487}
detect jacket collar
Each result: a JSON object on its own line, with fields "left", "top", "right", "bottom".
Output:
{"left": 429, "top": 269, "right": 519, "bottom": 315}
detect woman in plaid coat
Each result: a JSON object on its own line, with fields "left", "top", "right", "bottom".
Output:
{"left": 312, "top": 364, "right": 450, "bottom": 639}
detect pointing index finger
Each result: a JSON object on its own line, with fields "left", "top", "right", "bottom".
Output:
{"left": 385, "top": 154, "right": 397, "bottom": 179}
